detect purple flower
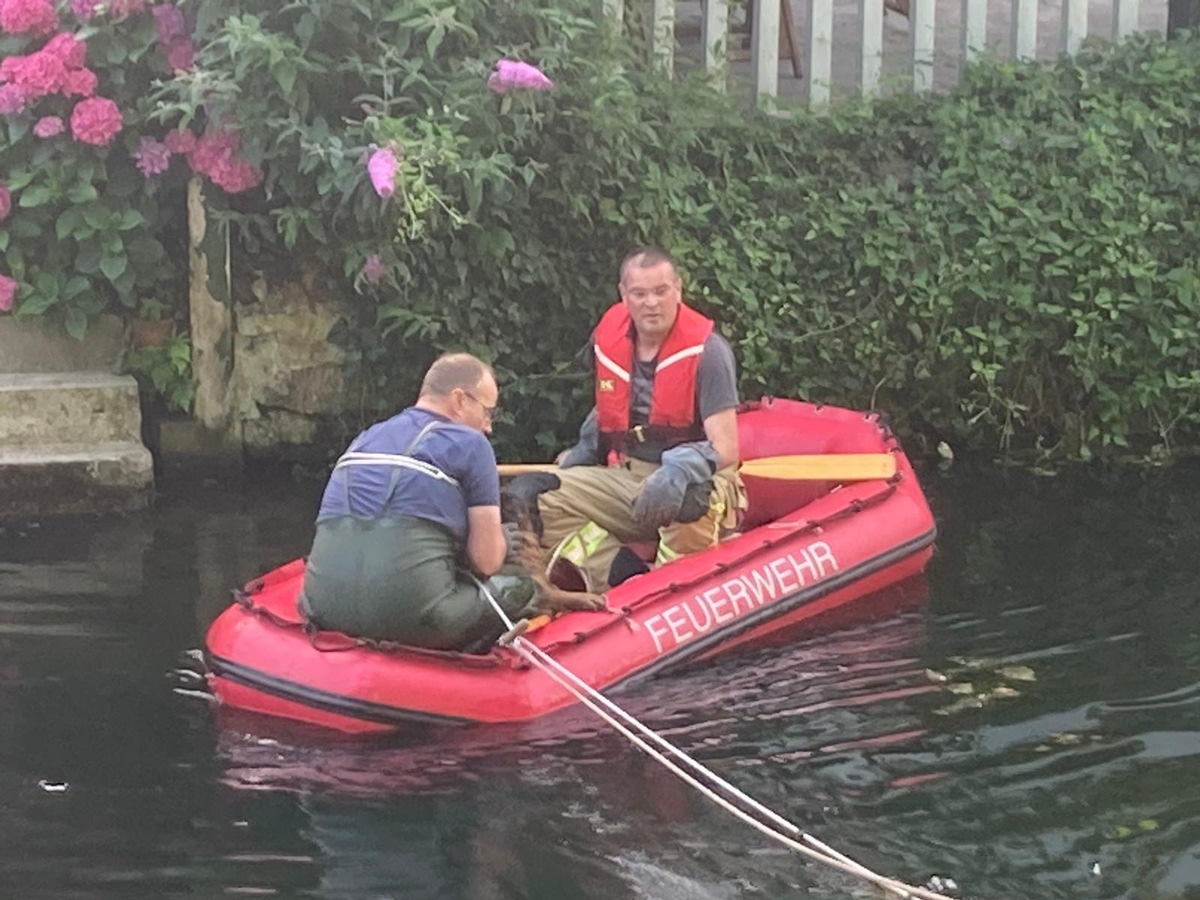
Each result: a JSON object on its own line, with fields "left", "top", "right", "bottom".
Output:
{"left": 0, "top": 181, "right": 10, "bottom": 221}
{"left": 362, "top": 254, "right": 386, "bottom": 285}
{"left": 32, "top": 114, "right": 64, "bottom": 137}
{"left": 366, "top": 147, "right": 396, "bottom": 199}
{"left": 151, "top": 3, "right": 185, "bottom": 42}
{"left": 133, "top": 136, "right": 171, "bottom": 176}
{"left": 487, "top": 60, "right": 554, "bottom": 94}
{"left": 0, "top": 274, "right": 16, "bottom": 313}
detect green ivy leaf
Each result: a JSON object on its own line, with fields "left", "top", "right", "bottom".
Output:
{"left": 100, "top": 253, "right": 128, "bottom": 281}
{"left": 18, "top": 186, "right": 54, "bottom": 208}
{"left": 66, "top": 182, "right": 99, "bottom": 203}
{"left": 64, "top": 306, "right": 89, "bottom": 340}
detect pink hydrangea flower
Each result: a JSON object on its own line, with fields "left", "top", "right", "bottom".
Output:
{"left": 362, "top": 254, "right": 385, "bottom": 285}
{"left": 134, "top": 136, "right": 170, "bottom": 176}
{"left": 0, "top": 83, "right": 29, "bottom": 114}
{"left": 187, "top": 127, "right": 239, "bottom": 176}
{"left": 62, "top": 67, "right": 96, "bottom": 97}
{"left": 0, "top": 274, "right": 16, "bottom": 313}
{"left": 487, "top": 60, "right": 553, "bottom": 94}
{"left": 209, "top": 157, "right": 261, "bottom": 193}
{"left": 3, "top": 51, "right": 68, "bottom": 97}
{"left": 164, "top": 36, "right": 194, "bottom": 71}
{"left": 184, "top": 127, "right": 260, "bottom": 193}
{"left": 0, "top": 0, "right": 58, "bottom": 36}
{"left": 163, "top": 127, "right": 195, "bottom": 154}
{"left": 366, "top": 147, "right": 396, "bottom": 199}
{"left": 70, "top": 95, "right": 122, "bottom": 146}
{"left": 0, "top": 181, "right": 10, "bottom": 221}
{"left": 70, "top": 0, "right": 99, "bottom": 21}
{"left": 43, "top": 33, "right": 87, "bottom": 68}
{"left": 32, "top": 114, "right": 63, "bottom": 137}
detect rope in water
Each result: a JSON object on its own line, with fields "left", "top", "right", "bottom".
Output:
{"left": 476, "top": 582, "right": 960, "bottom": 900}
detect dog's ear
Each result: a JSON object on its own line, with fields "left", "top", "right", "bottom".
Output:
{"left": 500, "top": 473, "right": 562, "bottom": 539}
{"left": 505, "top": 472, "right": 561, "bottom": 501}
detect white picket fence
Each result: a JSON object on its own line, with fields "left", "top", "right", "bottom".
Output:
{"left": 606, "top": 0, "right": 1168, "bottom": 104}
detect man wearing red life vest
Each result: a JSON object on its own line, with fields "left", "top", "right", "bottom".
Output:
{"left": 532, "top": 246, "right": 745, "bottom": 591}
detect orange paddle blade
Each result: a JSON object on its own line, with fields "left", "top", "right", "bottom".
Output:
{"left": 740, "top": 453, "right": 896, "bottom": 481}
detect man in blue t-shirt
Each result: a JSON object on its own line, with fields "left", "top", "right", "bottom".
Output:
{"left": 298, "top": 353, "right": 530, "bottom": 651}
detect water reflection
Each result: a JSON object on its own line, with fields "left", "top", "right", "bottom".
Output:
{"left": 0, "top": 464, "right": 1197, "bottom": 898}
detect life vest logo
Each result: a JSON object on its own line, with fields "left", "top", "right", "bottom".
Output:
{"left": 598, "top": 378, "right": 615, "bottom": 392}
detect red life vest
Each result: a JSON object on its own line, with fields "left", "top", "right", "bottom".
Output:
{"left": 593, "top": 301, "right": 713, "bottom": 460}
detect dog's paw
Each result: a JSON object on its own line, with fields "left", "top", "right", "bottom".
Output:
{"left": 578, "top": 592, "right": 607, "bottom": 612}
{"left": 536, "top": 590, "right": 607, "bottom": 615}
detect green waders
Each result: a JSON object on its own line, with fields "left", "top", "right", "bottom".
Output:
{"left": 298, "top": 516, "right": 535, "bottom": 653}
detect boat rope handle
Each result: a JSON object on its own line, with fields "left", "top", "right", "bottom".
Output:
{"left": 474, "top": 578, "right": 961, "bottom": 900}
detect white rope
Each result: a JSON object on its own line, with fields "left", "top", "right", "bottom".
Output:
{"left": 476, "top": 581, "right": 959, "bottom": 900}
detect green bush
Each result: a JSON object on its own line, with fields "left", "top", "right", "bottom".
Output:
{"left": 330, "top": 29, "right": 1200, "bottom": 464}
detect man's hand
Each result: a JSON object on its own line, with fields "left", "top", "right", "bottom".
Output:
{"left": 558, "top": 408, "right": 601, "bottom": 468}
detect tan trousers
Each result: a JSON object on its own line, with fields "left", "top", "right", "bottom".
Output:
{"left": 536, "top": 459, "right": 744, "bottom": 591}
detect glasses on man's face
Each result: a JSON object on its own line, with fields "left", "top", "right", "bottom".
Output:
{"left": 462, "top": 390, "right": 498, "bottom": 421}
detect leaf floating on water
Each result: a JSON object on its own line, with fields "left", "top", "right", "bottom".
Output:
{"left": 924, "top": 668, "right": 948, "bottom": 684}
{"left": 1048, "top": 732, "right": 1083, "bottom": 746}
{"left": 932, "top": 696, "right": 986, "bottom": 716}
{"left": 989, "top": 685, "right": 1021, "bottom": 699}
{"left": 946, "top": 682, "right": 976, "bottom": 695}
{"left": 997, "top": 665, "right": 1036, "bottom": 682}
{"left": 1138, "top": 819, "right": 1160, "bottom": 832}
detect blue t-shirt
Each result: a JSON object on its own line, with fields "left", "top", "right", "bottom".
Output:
{"left": 316, "top": 407, "right": 499, "bottom": 544}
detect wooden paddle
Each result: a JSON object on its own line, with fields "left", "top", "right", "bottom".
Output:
{"left": 498, "top": 453, "right": 896, "bottom": 482}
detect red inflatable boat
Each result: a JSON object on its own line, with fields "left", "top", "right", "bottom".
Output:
{"left": 204, "top": 398, "right": 937, "bottom": 734}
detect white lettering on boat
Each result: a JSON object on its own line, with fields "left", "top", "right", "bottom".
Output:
{"left": 641, "top": 541, "right": 840, "bottom": 655}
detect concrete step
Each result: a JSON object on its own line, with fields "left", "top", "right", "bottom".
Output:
{"left": 0, "top": 372, "right": 144, "bottom": 446}
{"left": 0, "top": 441, "right": 153, "bottom": 518}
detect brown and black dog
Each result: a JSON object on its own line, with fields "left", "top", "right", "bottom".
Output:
{"left": 500, "top": 474, "right": 607, "bottom": 615}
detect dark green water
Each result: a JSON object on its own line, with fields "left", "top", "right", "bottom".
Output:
{"left": 1, "top": 463, "right": 1197, "bottom": 899}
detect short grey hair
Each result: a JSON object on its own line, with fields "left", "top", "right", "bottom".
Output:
{"left": 619, "top": 246, "right": 679, "bottom": 285}
{"left": 419, "top": 352, "right": 494, "bottom": 399}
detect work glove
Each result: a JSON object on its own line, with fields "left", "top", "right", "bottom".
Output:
{"left": 631, "top": 442, "right": 720, "bottom": 530}
{"left": 502, "top": 521, "right": 526, "bottom": 567}
{"left": 676, "top": 479, "right": 715, "bottom": 524}
{"left": 558, "top": 408, "right": 602, "bottom": 468}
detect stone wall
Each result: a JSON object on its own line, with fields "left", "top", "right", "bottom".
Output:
{"left": 229, "top": 267, "right": 361, "bottom": 461}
